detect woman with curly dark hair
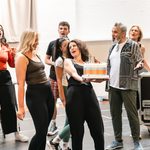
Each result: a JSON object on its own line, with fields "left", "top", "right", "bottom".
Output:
{"left": 64, "top": 39, "right": 104, "bottom": 150}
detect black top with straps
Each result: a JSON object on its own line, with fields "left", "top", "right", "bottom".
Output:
{"left": 67, "top": 62, "right": 92, "bottom": 88}
{"left": 23, "top": 54, "right": 48, "bottom": 85}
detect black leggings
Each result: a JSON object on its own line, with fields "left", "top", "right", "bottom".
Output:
{"left": 26, "top": 82, "right": 54, "bottom": 150}
{"left": 66, "top": 85, "right": 104, "bottom": 150}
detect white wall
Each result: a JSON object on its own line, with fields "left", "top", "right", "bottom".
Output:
{"left": 36, "top": 0, "right": 150, "bottom": 42}
{"left": 76, "top": 0, "right": 150, "bottom": 40}
{"left": 36, "top": 0, "right": 76, "bottom": 42}
{"left": 1, "top": 0, "right": 150, "bottom": 42}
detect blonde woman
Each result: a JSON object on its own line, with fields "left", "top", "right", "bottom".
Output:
{"left": 129, "top": 25, "right": 150, "bottom": 140}
{"left": 15, "top": 30, "right": 54, "bottom": 150}
{"left": 129, "top": 25, "right": 150, "bottom": 71}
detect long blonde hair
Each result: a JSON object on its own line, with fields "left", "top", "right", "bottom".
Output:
{"left": 129, "top": 25, "right": 143, "bottom": 42}
{"left": 18, "top": 29, "right": 38, "bottom": 53}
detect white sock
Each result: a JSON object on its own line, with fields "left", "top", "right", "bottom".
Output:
{"left": 52, "top": 135, "right": 61, "bottom": 144}
{"left": 63, "top": 142, "right": 69, "bottom": 149}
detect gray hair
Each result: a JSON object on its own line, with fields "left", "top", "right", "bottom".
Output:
{"left": 114, "top": 22, "right": 127, "bottom": 33}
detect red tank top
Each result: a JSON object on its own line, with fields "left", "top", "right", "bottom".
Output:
{"left": 0, "top": 45, "right": 15, "bottom": 70}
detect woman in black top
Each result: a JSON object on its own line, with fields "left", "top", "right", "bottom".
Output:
{"left": 64, "top": 39, "right": 105, "bottom": 150}
{"left": 15, "top": 30, "right": 54, "bottom": 150}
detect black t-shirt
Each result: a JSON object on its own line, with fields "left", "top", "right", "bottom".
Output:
{"left": 46, "top": 40, "right": 60, "bottom": 80}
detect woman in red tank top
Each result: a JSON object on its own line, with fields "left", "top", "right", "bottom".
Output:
{"left": 0, "top": 24, "right": 28, "bottom": 142}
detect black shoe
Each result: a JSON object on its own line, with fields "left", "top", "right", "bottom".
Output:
{"left": 47, "top": 140, "right": 62, "bottom": 150}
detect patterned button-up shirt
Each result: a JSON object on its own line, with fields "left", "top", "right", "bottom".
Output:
{"left": 107, "top": 39, "right": 143, "bottom": 91}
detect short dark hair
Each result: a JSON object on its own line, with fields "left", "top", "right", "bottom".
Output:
{"left": 59, "top": 21, "right": 70, "bottom": 30}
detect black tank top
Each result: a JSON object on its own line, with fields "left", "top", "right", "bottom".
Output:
{"left": 23, "top": 54, "right": 48, "bottom": 85}
{"left": 68, "top": 62, "right": 92, "bottom": 87}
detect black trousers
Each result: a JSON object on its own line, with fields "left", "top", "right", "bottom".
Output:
{"left": 66, "top": 85, "right": 104, "bottom": 150}
{"left": 0, "top": 70, "right": 17, "bottom": 134}
{"left": 26, "top": 81, "right": 54, "bottom": 150}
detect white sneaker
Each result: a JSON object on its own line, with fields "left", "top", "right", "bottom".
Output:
{"left": 0, "top": 135, "right": 5, "bottom": 143}
{"left": 47, "top": 122, "right": 59, "bottom": 136}
{"left": 134, "top": 141, "right": 143, "bottom": 150}
{"left": 15, "top": 132, "right": 29, "bottom": 142}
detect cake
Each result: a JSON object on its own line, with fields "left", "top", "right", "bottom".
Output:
{"left": 83, "top": 63, "right": 108, "bottom": 79}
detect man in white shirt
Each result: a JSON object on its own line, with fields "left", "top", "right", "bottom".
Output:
{"left": 106, "top": 22, "right": 143, "bottom": 150}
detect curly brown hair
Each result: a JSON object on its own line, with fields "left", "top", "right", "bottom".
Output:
{"left": 67, "top": 39, "right": 89, "bottom": 62}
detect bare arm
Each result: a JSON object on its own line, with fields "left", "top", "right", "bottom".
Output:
{"left": 15, "top": 53, "right": 28, "bottom": 120}
{"left": 64, "top": 59, "right": 83, "bottom": 82}
{"left": 55, "top": 66, "right": 66, "bottom": 106}
{"left": 45, "top": 54, "right": 55, "bottom": 66}
{"left": 143, "top": 59, "right": 150, "bottom": 72}
{"left": 141, "top": 46, "right": 150, "bottom": 71}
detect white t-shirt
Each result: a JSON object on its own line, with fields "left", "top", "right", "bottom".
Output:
{"left": 109, "top": 41, "right": 126, "bottom": 89}
{"left": 55, "top": 57, "right": 68, "bottom": 86}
